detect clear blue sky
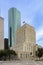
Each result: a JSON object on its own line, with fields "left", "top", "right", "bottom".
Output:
{"left": 0, "top": 0, "right": 43, "bottom": 47}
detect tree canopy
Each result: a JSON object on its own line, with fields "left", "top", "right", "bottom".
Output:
{"left": 36, "top": 48, "right": 43, "bottom": 60}
{"left": 0, "top": 49, "right": 17, "bottom": 60}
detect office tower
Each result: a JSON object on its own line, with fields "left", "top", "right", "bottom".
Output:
{"left": 8, "top": 8, "right": 21, "bottom": 47}
{"left": 0, "top": 17, "right": 4, "bottom": 49}
{"left": 4, "top": 38, "right": 9, "bottom": 49}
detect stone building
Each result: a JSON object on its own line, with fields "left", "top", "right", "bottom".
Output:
{"left": 35, "top": 44, "right": 42, "bottom": 51}
{"left": 11, "top": 23, "right": 36, "bottom": 60}
{"left": 0, "top": 17, "right": 4, "bottom": 49}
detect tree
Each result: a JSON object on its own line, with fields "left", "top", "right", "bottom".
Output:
{"left": 36, "top": 48, "right": 43, "bottom": 60}
{"left": 0, "top": 49, "right": 17, "bottom": 60}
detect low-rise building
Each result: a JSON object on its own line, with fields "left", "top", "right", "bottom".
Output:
{"left": 11, "top": 23, "right": 36, "bottom": 60}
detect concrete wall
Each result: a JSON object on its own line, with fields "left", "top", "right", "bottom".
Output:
{"left": 0, "top": 17, "right": 4, "bottom": 49}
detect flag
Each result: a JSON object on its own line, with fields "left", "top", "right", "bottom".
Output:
{"left": 23, "top": 21, "right": 25, "bottom": 23}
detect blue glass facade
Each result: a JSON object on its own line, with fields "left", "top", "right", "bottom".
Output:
{"left": 8, "top": 8, "right": 21, "bottom": 47}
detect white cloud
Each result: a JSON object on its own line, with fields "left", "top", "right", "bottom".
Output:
{"left": 36, "top": 26, "right": 43, "bottom": 46}
{"left": 36, "top": 27, "right": 43, "bottom": 41}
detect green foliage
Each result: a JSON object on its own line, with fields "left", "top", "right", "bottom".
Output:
{"left": 0, "top": 49, "right": 17, "bottom": 60}
{"left": 36, "top": 48, "right": 43, "bottom": 60}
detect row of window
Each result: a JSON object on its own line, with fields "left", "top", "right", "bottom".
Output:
{"left": 23, "top": 44, "right": 33, "bottom": 52}
{"left": 20, "top": 52, "right": 32, "bottom": 58}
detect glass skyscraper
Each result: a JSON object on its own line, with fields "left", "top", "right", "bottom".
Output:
{"left": 8, "top": 8, "right": 21, "bottom": 47}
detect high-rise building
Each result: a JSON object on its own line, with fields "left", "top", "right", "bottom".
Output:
{"left": 8, "top": 8, "right": 21, "bottom": 47}
{"left": 0, "top": 17, "right": 4, "bottom": 49}
{"left": 4, "top": 38, "right": 9, "bottom": 49}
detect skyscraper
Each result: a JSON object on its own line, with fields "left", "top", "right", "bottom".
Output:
{"left": 8, "top": 8, "right": 21, "bottom": 47}
{"left": 0, "top": 17, "right": 4, "bottom": 49}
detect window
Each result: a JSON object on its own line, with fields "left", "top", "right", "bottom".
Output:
{"left": 28, "top": 54, "right": 29, "bottom": 57}
{"left": 26, "top": 54, "right": 27, "bottom": 58}
{"left": 30, "top": 52, "right": 32, "bottom": 55}
{"left": 20, "top": 54, "right": 22, "bottom": 58}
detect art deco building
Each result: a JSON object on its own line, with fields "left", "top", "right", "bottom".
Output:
{"left": 8, "top": 7, "right": 21, "bottom": 47}
{"left": 0, "top": 17, "right": 4, "bottom": 49}
{"left": 11, "top": 23, "right": 36, "bottom": 60}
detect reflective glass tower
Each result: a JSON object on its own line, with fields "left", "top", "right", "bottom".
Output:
{"left": 8, "top": 8, "right": 21, "bottom": 47}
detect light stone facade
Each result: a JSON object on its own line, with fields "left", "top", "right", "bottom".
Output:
{"left": 35, "top": 44, "right": 42, "bottom": 51}
{"left": 11, "top": 23, "right": 36, "bottom": 60}
{"left": 0, "top": 17, "right": 4, "bottom": 49}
